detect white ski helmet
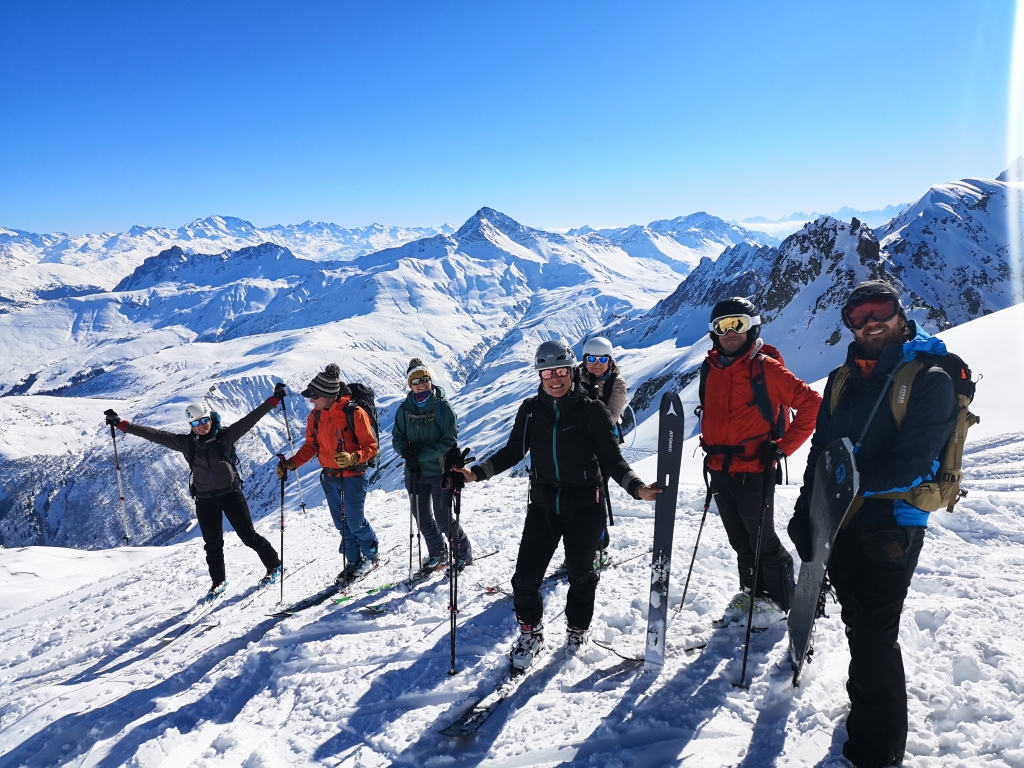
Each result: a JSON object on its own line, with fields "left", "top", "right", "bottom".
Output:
{"left": 534, "top": 339, "right": 577, "bottom": 371}
{"left": 185, "top": 401, "right": 210, "bottom": 424}
{"left": 582, "top": 337, "right": 614, "bottom": 360}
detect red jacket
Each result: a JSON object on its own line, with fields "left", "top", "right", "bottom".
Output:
{"left": 700, "top": 342, "right": 821, "bottom": 475}
{"left": 293, "top": 396, "right": 378, "bottom": 477}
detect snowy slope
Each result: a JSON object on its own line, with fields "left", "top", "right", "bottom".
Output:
{"left": 0, "top": 304, "right": 1020, "bottom": 767}
{"left": 0, "top": 216, "right": 451, "bottom": 313}
{"left": 0, "top": 207, "right": 679, "bottom": 550}
{"left": 569, "top": 212, "right": 775, "bottom": 276}
{"left": 605, "top": 176, "right": 1024, "bottom": 439}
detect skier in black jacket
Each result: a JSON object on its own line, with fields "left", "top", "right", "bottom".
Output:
{"left": 457, "top": 340, "right": 660, "bottom": 670}
{"left": 104, "top": 384, "right": 286, "bottom": 598}
{"left": 788, "top": 281, "right": 957, "bottom": 768}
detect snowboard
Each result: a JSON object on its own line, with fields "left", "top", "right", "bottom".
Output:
{"left": 644, "top": 391, "right": 684, "bottom": 671}
{"left": 787, "top": 437, "right": 860, "bottom": 685}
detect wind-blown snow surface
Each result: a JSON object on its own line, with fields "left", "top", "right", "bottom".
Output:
{"left": 1, "top": 306, "right": 1022, "bottom": 767}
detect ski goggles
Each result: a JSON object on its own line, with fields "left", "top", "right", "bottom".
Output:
{"left": 189, "top": 417, "right": 211, "bottom": 428}
{"left": 585, "top": 355, "right": 610, "bottom": 364}
{"left": 709, "top": 314, "right": 760, "bottom": 335}
{"left": 842, "top": 296, "right": 901, "bottom": 330}
{"left": 409, "top": 375, "right": 431, "bottom": 386}
{"left": 540, "top": 367, "right": 571, "bottom": 380}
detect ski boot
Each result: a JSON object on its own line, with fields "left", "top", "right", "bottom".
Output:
{"left": 751, "top": 597, "right": 786, "bottom": 630}
{"left": 565, "top": 625, "right": 589, "bottom": 658}
{"left": 713, "top": 589, "right": 751, "bottom": 628}
{"left": 510, "top": 617, "right": 544, "bottom": 671}
{"left": 205, "top": 581, "right": 226, "bottom": 601}
{"left": 259, "top": 565, "right": 282, "bottom": 587}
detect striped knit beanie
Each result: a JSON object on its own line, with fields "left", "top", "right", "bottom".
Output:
{"left": 406, "top": 358, "right": 434, "bottom": 386}
{"left": 302, "top": 363, "right": 342, "bottom": 399}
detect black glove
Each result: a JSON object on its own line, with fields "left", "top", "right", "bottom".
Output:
{"left": 787, "top": 492, "right": 813, "bottom": 562}
{"left": 273, "top": 382, "right": 287, "bottom": 400}
{"left": 761, "top": 440, "right": 786, "bottom": 464}
{"left": 104, "top": 409, "right": 120, "bottom": 426}
{"left": 442, "top": 446, "right": 475, "bottom": 491}
{"left": 401, "top": 446, "right": 419, "bottom": 460}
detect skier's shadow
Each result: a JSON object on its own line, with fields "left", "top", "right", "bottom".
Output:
{"left": 311, "top": 596, "right": 517, "bottom": 762}
{"left": 0, "top": 617, "right": 283, "bottom": 768}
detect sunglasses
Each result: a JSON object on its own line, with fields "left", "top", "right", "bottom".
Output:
{"left": 189, "top": 417, "right": 211, "bottom": 428}
{"left": 842, "top": 297, "right": 900, "bottom": 330}
{"left": 710, "top": 314, "right": 760, "bottom": 336}
{"left": 586, "top": 355, "right": 610, "bottom": 364}
{"left": 540, "top": 367, "right": 571, "bottom": 380}
{"left": 409, "top": 375, "right": 431, "bottom": 386}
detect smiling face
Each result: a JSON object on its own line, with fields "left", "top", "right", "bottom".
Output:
{"left": 540, "top": 367, "right": 572, "bottom": 398}
{"left": 193, "top": 420, "right": 212, "bottom": 436}
{"left": 853, "top": 313, "right": 907, "bottom": 358}
{"left": 718, "top": 330, "right": 748, "bottom": 355}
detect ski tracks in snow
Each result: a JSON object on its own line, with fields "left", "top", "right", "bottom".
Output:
{"left": 1, "top": 478, "right": 1023, "bottom": 766}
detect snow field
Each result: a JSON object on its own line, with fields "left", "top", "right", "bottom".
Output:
{"left": 2, "top": 452, "right": 1023, "bottom": 766}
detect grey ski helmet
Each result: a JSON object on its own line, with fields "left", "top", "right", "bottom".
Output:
{"left": 534, "top": 339, "right": 577, "bottom": 371}
{"left": 582, "top": 336, "right": 614, "bottom": 359}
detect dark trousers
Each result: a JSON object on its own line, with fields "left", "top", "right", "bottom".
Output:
{"left": 406, "top": 475, "right": 472, "bottom": 560}
{"left": 829, "top": 524, "right": 924, "bottom": 768}
{"left": 709, "top": 469, "right": 795, "bottom": 610}
{"left": 512, "top": 501, "right": 604, "bottom": 630}
{"left": 195, "top": 489, "right": 280, "bottom": 585}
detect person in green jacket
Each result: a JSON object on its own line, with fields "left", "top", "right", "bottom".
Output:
{"left": 392, "top": 358, "right": 472, "bottom": 572}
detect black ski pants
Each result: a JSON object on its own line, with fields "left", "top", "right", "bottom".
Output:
{"left": 195, "top": 489, "right": 280, "bottom": 585}
{"left": 406, "top": 474, "right": 472, "bottom": 561}
{"left": 512, "top": 500, "right": 604, "bottom": 631}
{"left": 829, "top": 523, "right": 924, "bottom": 768}
{"left": 709, "top": 469, "right": 795, "bottom": 610}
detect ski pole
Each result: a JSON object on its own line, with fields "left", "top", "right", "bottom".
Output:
{"left": 737, "top": 460, "right": 776, "bottom": 688}
{"left": 280, "top": 394, "right": 307, "bottom": 513}
{"left": 601, "top": 478, "right": 613, "bottom": 570}
{"left": 103, "top": 411, "right": 130, "bottom": 545}
{"left": 340, "top": 473, "right": 348, "bottom": 589}
{"left": 276, "top": 453, "right": 287, "bottom": 603}
{"left": 448, "top": 483, "right": 460, "bottom": 675}
{"left": 413, "top": 471, "right": 423, "bottom": 579}
{"left": 676, "top": 484, "right": 713, "bottom": 615}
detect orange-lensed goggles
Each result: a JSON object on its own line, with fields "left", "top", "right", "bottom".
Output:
{"left": 540, "top": 367, "right": 571, "bottom": 380}
{"left": 709, "top": 314, "right": 760, "bottom": 336}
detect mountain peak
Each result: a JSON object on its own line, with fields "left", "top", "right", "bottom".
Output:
{"left": 997, "top": 156, "right": 1024, "bottom": 182}
{"left": 455, "top": 207, "right": 531, "bottom": 241}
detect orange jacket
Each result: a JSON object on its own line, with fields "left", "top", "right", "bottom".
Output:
{"left": 700, "top": 343, "right": 821, "bottom": 475}
{"left": 293, "top": 396, "right": 378, "bottom": 477}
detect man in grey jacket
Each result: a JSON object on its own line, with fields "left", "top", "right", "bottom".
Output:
{"left": 104, "top": 383, "right": 285, "bottom": 597}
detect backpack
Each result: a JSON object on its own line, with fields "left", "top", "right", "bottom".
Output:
{"left": 828, "top": 351, "right": 979, "bottom": 512}
{"left": 184, "top": 414, "right": 242, "bottom": 497}
{"left": 697, "top": 348, "right": 789, "bottom": 440}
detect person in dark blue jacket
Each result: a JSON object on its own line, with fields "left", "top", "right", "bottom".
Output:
{"left": 788, "top": 281, "right": 957, "bottom": 768}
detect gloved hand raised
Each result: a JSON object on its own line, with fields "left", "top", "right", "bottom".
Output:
{"left": 273, "top": 382, "right": 287, "bottom": 400}
{"left": 104, "top": 409, "right": 120, "bottom": 426}
{"left": 334, "top": 450, "right": 358, "bottom": 469}
{"left": 787, "top": 492, "right": 813, "bottom": 562}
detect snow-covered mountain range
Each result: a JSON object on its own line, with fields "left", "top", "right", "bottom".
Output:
{"left": 0, "top": 173, "right": 1020, "bottom": 551}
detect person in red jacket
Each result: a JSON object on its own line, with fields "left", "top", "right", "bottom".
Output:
{"left": 699, "top": 297, "right": 822, "bottom": 628}
{"left": 278, "top": 364, "right": 379, "bottom": 583}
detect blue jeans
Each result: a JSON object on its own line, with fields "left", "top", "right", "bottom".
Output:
{"left": 320, "top": 472, "right": 377, "bottom": 563}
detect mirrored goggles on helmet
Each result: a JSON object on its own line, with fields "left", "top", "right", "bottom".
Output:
{"left": 709, "top": 314, "right": 760, "bottom": 335}
{"left": 539, "top": 367, "right": 571, "bottom": 380}
{"left": 409, "top": 375, "right": 431, "bottom": 386}
{"left": 189, "top": 417, "right": 211, "bottom": 428}
{"left": 585, "top": 355, "right": 610, "bottom": 364}
{"left": 842, "top": 297, "right": 900, "bottom": 330}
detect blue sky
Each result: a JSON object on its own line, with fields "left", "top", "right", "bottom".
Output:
{"left": 0, "top": 0, "right": 1017, "bottom": 234}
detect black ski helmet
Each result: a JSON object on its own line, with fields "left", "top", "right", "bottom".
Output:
{"left": 841, "top": 280, "right": 905, "bottom": 328}
{"left": 709, "top": 296, "right": 761, "bottom": 353}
